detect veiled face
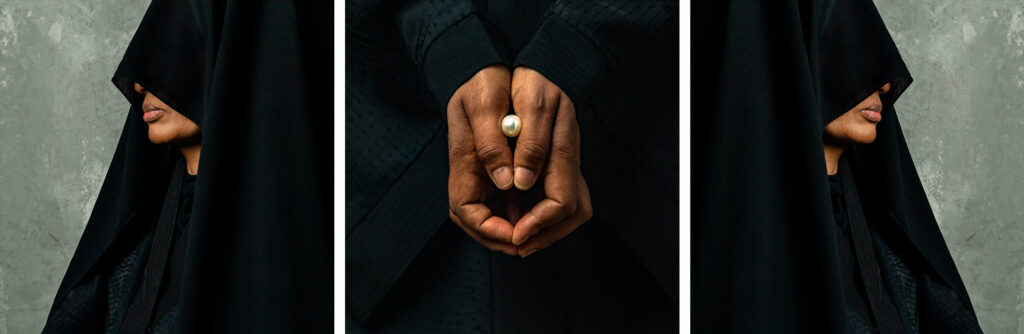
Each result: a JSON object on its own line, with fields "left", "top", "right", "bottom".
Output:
{"left": 824, "top": 83, "right": 892, "bottom": 145}
{"left": 133, "top": 83, "right": 200, "bottom": 146}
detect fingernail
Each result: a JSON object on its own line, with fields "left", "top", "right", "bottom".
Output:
{"left": 521, "top": 248, "right": 540, "bottom": 258}
{"left": 513, "top": 167, "right": 535, "bottom": 190}
{"left": 493, "top": 167, "right": 513, "bottom": 189}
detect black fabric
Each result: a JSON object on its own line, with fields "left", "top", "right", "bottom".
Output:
{"left": 44, "top": 0, "right": 332, "bottom": 332}
{"left": 830, "top": 172, "right": 875, "bottom": 330}
{"left": 833, "top": 163, "right": 980, "bottom": 334}
{"left": 420, "top": 14, "right": 510, "bottom": 109}
{"left": 43, "top": 162, "right": 189, "bottom": 334}
{"left": 839, "top": 159, "right": 904, "bottom": 334}
{"left": 813, "top": 0, "right": 912, "bottom": 128}
{"left": 362, "top": 222, "right": 493, "bottom": 333}
{"left": 347, "top": 0, "right": 678, "bottom": 332}
{"left": 693, "top": 0, "right": 982, "bottom": 332}
{"left": 119, "top": 166, "right": 194, "bottom": 334}
{"left": 872, "top": 224, "right": 922, "bottom": 334}
{"left": 106, "top": 224, "right": 153, "bottom": 333}
{"left": 111, "top": 0, "right": 210, "bottom": 129}
{"left": 120, "top": 160, "right": 185, "bottom": 334}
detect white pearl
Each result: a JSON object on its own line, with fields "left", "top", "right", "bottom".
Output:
{"left": 501, "top": 115, "right": 522, "bottom": 137}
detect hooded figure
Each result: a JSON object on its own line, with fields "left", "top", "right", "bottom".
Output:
{"left": 347, "top": 0, "right": 678, "bottom": 332}
{"left": 43, "top": 0, "right": 333, "bottom": 332}
{"left": 693, "top": 0, "right": 983, "bottom": 332}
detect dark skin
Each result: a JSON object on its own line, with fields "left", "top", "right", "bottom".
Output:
{"left": 447, "top": 64, "right": 593, "bottom": 257}
{"left": 133, "top": 83, "right": 202, "bottom": 175}
{"left": 823, "top": 83, "right": 891, "bottom": 174}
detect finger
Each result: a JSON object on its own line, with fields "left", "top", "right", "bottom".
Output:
{"left": 466, "top": 94, "right": 515, "bottom": 190}
{"left": 448, "top": 99, "right": 515, "bottom": 245}
{"left": 510, "top": 85, "right": 557, "bottom": 191}
{"left": 449, "top": 166, "right": 516, "bottom": 245}
{"left": 447, "top": 101, "right": 490, "bottom": 216}
{"left": 455, "top": 203, "right": 516, "bottom": 244}
{"left": 447, "top": 98, "right": 478, "bottom": 169}
{"left": 518, "top": 174, "right": 592, "bottom": 257}
{"left": 451, "top": 210, "right": 518, "bottom": 256}
{"left": 511, "top": 95, "right": 581, "bottom": 245}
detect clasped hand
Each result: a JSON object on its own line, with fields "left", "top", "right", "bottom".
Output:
{"left": 447, "top": 65, "right": 593, "bottom": 258}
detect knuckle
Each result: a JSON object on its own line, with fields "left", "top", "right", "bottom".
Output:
{"left": 447, "top": 184, "right": 460, "bottom": 202}
{"left": 561, "top": 199, "right": 578, "bottom": 216}
{"left": 512, "top": 91, "right": 546, "bottom": 113}
{"left": 446, "top": 93, "right": 464, "bottom": 111}
{"left": 550, "top": 142, "right": 579, "bottom": 165}
{"left": 477, "top": 91, "right": 509, "bottom": 110}
{"left": 448, "top": 148, "right": 477, "bottom": 166}
{"left": 547, "top": 200, "right": 576, "bottom": 220}
{"left": 475, "top": 141, "right": 507, "bottom": 164}
{"left": 516, "top": 141, "right": 549, "bottom": 165}
{"left": 448, "top": 135, "right": 475, "bottom": 156}
{"left": 545, "top": 89, "right": 562, "bottom": 104}
{"left": 464, "top": 206, "right": 490, "bottom": 230}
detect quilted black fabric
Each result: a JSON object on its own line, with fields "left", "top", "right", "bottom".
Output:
{"left": 829, "top": 170, "right": 983, "bottom": 334}
{"left": 362, "top": 222, "right": 493, "bottom": 334}
{"left": 106, "top": 228, "right": 154, "bottom": 333}
{"left": 42, "top": 273, "right": 105, "bottom": 333}
{"left": 44, "top": 173, "right": 195, "bottom": 333}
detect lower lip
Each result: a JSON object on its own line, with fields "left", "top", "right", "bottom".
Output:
{"left": 860, "top": 110, "right": 881, "bottom": 123}
{"left": 143, "top": 110, "right": 165, "bottom": 122}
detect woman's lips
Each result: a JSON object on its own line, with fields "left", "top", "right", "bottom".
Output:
{"left": 860, "top": 109, "right": 881, "bottom": 123}
{"left": 143, "top": 109, "right": 165, "bottom": 122}
{"left": 859, "top": 102, "right": 882, "bottom": 123}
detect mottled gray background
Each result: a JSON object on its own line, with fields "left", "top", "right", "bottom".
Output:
{"left": 0, "top": 1, "right": 1023, "bottom": 334}
{"left": 0, "top": 1, "right": 148, "bottom": 333}
{"left": 877, "top": 0, "right": 1024, "bottom": 332}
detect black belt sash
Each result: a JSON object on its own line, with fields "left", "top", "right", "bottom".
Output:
{"left": 839, "top": 159, "right": 904, "bottom": 334}
{"left": 120, "top": 159, "right": 185, "bottom": 333}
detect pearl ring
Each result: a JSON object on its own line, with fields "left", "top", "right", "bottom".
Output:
{"left": 501, "top": 114, "right": 522, "bottom": 137}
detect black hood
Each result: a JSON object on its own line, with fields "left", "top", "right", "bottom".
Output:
{"left": 44, "top": 0, "right": 332, "bottom": 332}
{"left": 112, "top": 0, "right": 213, "bottom": 127}
{"left": 693, "top": 0, "right": 979, "bottom": 331}
{"left": 811, "top": 0, "right": 912, "bottom": 126}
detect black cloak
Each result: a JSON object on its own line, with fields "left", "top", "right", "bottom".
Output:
{"left": 347, "top": 0, "right": 679, "bottom": 332}
{"left": 693, "top": 0, "right": 982, "bottom": 332}
{"left": 43, "top": 0, "right": 333, "bottom": 332}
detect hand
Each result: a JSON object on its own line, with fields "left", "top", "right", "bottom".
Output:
{"left": 446, "top": 65, "right": 593, "bottom": 258}
{"left": 446, "top": 64, "right": 518, "bottom": 255}
{"left": 508, "top": 66, "right": 593, "bottom": 257}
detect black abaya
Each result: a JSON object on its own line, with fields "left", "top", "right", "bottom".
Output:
{"left": 693, "top": 0, "right": 983, "bottom": 332}
{"left": 43, "top": 0, "right": 333, "bottom": 332}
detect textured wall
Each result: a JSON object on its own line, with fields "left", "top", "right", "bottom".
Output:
{"left": 876, "top": 0, "right": 1024, "bottom": 333}
{"left": 0, "top": 1, "right": 146, "bottom": 333}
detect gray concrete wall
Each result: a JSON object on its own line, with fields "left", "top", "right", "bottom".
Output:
{"left": 877, "top": 0, "right": 1024, "bottom": 333}
{"left": 1, "top": 1, "right": 1023, "bottom": 334}
{"left": 0, "top": 1, "right": 146, "bottom": 333}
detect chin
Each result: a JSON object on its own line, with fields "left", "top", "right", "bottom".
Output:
{"left": 147, "top": 127, "right": 182, "bottom": 145}
{"left": 148, "top": 131, "right": 174, "bottom": 145}
{"left": 147, "top": 123, "right": 201, "bottom": 146}
{"left": 849, "top": 128, "right": 878, "bottom": 145}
